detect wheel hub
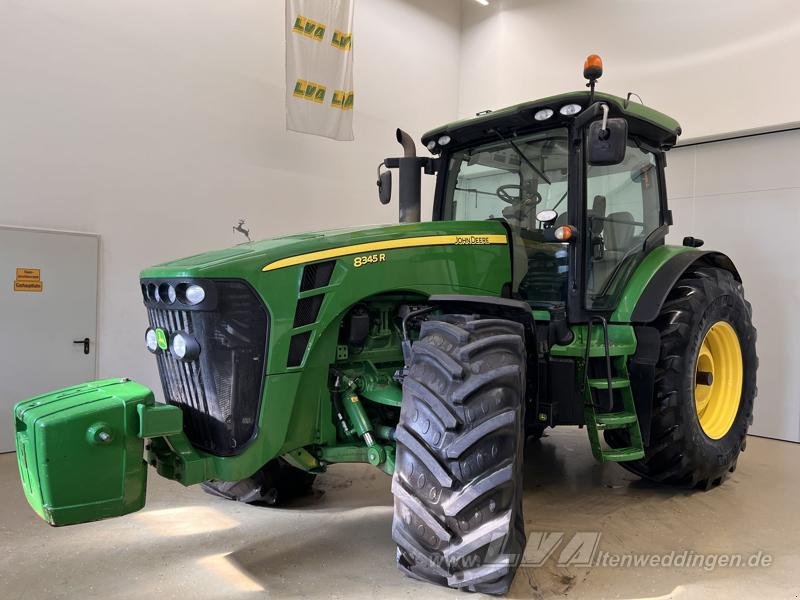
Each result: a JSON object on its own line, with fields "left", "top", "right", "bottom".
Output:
{"left": 694, "top": 321, "right": 743, "bottom": 439}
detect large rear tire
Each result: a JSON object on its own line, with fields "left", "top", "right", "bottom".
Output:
{"left": 201, "top": 458, "right": 316, "bottom": 505}
{"left": 607, "top": 265, "right": 757, "bottom": 488}
{"left": 392, "top": 315, "right": 527, "bottom": 594}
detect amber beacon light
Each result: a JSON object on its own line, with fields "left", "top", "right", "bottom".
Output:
{"left": 583, "top": 54, "right": 603, "bottom": 81}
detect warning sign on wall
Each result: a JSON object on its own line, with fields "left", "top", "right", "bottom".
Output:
{"left": 14, "top": 267, "right": 43, "bottom": 292}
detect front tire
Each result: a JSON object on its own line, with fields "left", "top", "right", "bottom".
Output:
{"left": 607, "top": 265, "right": 757, "bottom": 488}
{"left": 392, "top": 315, "right": 527, "bottom": 594}
{"left": 201, "top": 458, "right": 316, "bottom": 505}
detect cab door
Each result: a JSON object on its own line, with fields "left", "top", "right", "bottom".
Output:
{"left": 583, "top": 140, "right": 664, "bottom": 312}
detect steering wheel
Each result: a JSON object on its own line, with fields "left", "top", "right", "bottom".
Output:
{"left": 496, "top": 184, "right": 520, "bottom": 204}
{"left": 496, "top": 184, "right": 542, "bottom": 206}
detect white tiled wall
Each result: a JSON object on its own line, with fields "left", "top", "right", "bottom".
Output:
{"left": 666, "top": 131, "right": 800, "bottom": 442}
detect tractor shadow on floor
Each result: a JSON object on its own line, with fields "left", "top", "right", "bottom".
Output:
{"left": 282, "top": 463, "right": 394, "bottom": 513}
{"left": 523, "top": 428, "right": 699, "bottom": 498}
{"left": 224, "top": 508, "right": 430, "bottom": 596}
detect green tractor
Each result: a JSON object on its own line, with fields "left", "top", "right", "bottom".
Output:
{"left": 14, "top": 57, "right": 757, "bottom": 594}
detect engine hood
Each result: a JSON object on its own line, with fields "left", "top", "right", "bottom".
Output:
{"left": 140, "top": 220, "right": 510, "bottom": 279}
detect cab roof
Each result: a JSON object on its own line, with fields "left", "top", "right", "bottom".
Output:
{"left": 421, "top": 91, "right": 682, "bottom": 151}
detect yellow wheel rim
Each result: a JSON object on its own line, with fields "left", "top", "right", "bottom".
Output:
{"left": 694, "top": 321, "right": 743, "bottom": 439}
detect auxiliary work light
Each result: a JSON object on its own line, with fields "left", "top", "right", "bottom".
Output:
{"left": 559, "top": 103, "right": 582, "bottom": 116}
{"left": 170, "top": 331, "right": 200, "bottom": 361}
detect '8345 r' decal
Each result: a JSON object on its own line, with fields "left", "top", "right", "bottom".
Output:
{"left": 353, "top": 253, "right": 386, "bottom": 268}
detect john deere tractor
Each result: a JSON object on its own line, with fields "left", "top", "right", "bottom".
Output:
{"left": 14, "top": 57, "right": 757, "bottom": 594}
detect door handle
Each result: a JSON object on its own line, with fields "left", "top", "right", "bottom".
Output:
{"left": 73, "top": 337, "right": 90, "bottom": 355}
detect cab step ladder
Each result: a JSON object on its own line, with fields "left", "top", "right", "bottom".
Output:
{"left": 582, "top": 316, "right": 645, "bottom": 462}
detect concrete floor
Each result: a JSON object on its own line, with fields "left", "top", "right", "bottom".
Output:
{"left": 1, "top": 428, "right": 798, "bottom": 600}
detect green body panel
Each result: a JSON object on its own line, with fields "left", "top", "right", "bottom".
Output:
{"left": 137, "top": 402, "right": 183, "bottom": 438}
{"left": 139, "top": 220, "right": 511, "bottom": 484}
{"left": 550, "top": 323, "right": 637, "bottom": 358}
{"left": 14, "top": 379, "right": 153, "bottom": 526}
{"left": 610, "top": 244, "right": 694, "bottom": 323}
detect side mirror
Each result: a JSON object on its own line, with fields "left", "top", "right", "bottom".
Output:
{"left": 587, "top": 118, "right": 628, "bottom": 166}
{"left": 377, "top": 169, "right": 392, "bottom": 205}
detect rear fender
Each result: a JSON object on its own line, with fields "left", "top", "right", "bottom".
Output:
{"left": 611, "top": 247, "right": 741, "bottom": 443}
{"left": 612, "top": 246, "right": 741, "bottom": 324}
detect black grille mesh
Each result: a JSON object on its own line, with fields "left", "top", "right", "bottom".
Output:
{"left": 293, "top": 295, "right": 324, "bottom": 328}
{"left": 300, "top": 260, "right": 335, "bottom": 292}
{"left": 287, "top": 331, "right": 311, "bottom": 367}
{"left": 147, "top": 280, "right": 268, "bottom": 455}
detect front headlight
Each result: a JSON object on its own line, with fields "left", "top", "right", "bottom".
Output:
{"left": 184, "top": 284, "right": 205, "bottom": 305}
{"left": 170, "top": 331, "right": 200, "bottom": 361}
{"left": 145, "top": 328, "right": 158, "bottom": 353}
{"left": 158, "top": 283, "right": 176, "bottom": 304}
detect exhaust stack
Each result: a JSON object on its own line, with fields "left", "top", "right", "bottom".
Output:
{"left": 395, "top": 128, "right": 421, "bottom": 223}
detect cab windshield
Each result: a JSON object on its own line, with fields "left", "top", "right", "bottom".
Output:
{"left": 441, "top": 128, "right": 570, "bottom": 305}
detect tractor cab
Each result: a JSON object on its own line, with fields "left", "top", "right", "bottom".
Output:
{"left": 383, "top": 56, "right": 681, "bottom": 323}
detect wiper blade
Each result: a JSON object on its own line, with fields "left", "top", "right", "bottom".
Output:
{"left": 490, "top": 129, "right": 552, "bottom": 185}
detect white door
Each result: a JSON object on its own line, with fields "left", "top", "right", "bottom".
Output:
{"left": 0, "top": 226, "right": 98, "bottom": 452}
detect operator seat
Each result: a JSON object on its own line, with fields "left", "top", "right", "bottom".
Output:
{"left": 501, "top": 199, "right": 538, "bottom": 293}
{"left": 589, "top": 211, "right": 635, "bottom": 294}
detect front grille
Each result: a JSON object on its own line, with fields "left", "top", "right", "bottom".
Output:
{"left": 145, "top": 280, "right": 268, "bottom": 456}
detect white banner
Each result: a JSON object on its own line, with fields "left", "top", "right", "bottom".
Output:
{"left": 285, "top": 0, "right": 354, "bottom": 141}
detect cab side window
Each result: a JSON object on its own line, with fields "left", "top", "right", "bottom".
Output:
{"left": 585, "top": 141, "right": 661, "bottom": 310}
